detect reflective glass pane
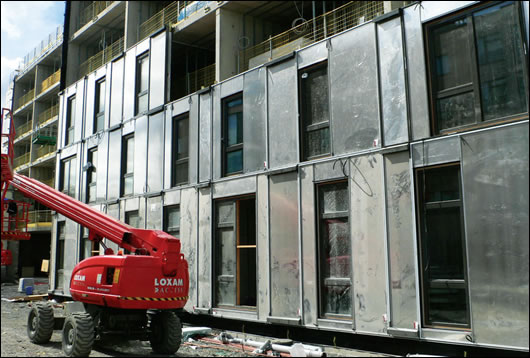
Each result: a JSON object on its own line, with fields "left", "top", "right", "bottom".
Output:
{"left": 126, "top": 137, "right": 134, "bottom": 173}
{"left": 216, "top": 228, "right": 236, "bottom": 306}
{"left": 88, "top": 184, "right": 96, "bottom": 202}
{"left": 433, "top": 18, "right": 472, "bottom": 90}
{"left": 68, "top": 158, "right": 76, "bottom": 197}
{"left": 437, "top": 92, "right": 475, "bottom": 130}
{"left": 227, "top": 113, "right": 243, "bottom": 146}
{"left": 322, "top": 219, "right": 350, "bottom": 278}
{"left": 96, "top": 113, "right": 104, "bottom": 132}
{"left": 140, "top": 57, "right": 149, "bottom": 91}
{"left": 226, "top": 150, "right": 243, "bottom": 174}
{"left": 217, "top": 201, "right": 234, "bottom": 224}
{"left": 167, "top": 207, "right": 180, "bottom": 230}
{"left": 97, "top": 80, "right": 105, "bottom": 113}
{"left": 175, "top": 161, "right": 188, "bottom": 185}
{"left": 227, "top": 98, "right": 242, "bottom": 108}
{"left": 305, "top": 127, "right": 330, "bottom": 158}
{"left": 302, "top": 65, "right": 329, "bottom": 126}
{"left": 427, "top": 287, "right": 468, "bottom": 325}
{"left": 424, "top": 166, "right": 460, "bottom": 202}
{"left": 321, "top": 183, "right": 348, "bottom": 213}
{"left": 137, "top": 93, "right": 148, "bottom": 114}
{"left": 474, "top": 3, "right": 527, "bottom": 120}
{"left": 124, "top": 176, "right": 133, "bottom": 195}
{"left": 177, "top": 117, "right": 189, "bottom": 158}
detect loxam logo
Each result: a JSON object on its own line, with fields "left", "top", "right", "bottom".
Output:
{"left": 74, "top": 274, "right": 85, "bottom": 282}
{"left": 154, "top": 278, "right": 183, "bottom": 287}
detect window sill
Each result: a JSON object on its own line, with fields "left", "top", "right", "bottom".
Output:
{"left": 436, "top": 114, "right": 528, "bottom": 137}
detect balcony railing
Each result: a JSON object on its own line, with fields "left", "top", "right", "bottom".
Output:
{"left": 15, "top": 121, "right": 33, "bottom": 139}
{"left": 238, "top": 1, "right": 385, "bottom": 73}
{"left": 79, "top": 37, "right": 124, "bottom": 79}
{"left": 38, "top": 178, "right": 55, "bottom": 188}
{"left": 17, "top": 89, "right": 35, "bottom": 110}
{"left": 41, "top": 69, "right": 61, "bottom": 93}
{"left": 28, "top": 210, "right": 52, "bottom": 225}
{"left": 38, "top": 104, "right": 59, "bottom": 126}
{"left": 13, "top": 152, "right": 31, "bottom": 169}
{"left": 35, "top": 145, "right": 57, "bottom": 160}
{"left": 79, "top": 1, "right": 114, "bottom": 29}
{"left": 181, "top": 63, "right": 216, "bottom": 96}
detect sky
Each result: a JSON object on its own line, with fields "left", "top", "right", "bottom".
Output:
{"left": 1, "top": 1, "right": 65, "bottom": 108}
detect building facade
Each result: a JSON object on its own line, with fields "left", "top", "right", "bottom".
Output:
{"left": 51, "top": 1, "right": 529, "bottom": 352}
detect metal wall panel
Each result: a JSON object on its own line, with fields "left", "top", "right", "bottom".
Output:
{"left": 212, "top": 87, "right": 221, "bottom": 180}
{"left": 330, "top": 24, "right": 380, "bottom": 155}
{"left": 269, "top": 172, "right": 300, "bottom": 318}
{"left": 314, "top": 160, "right": 347, "bottom": 182}
{"left": 212, "top": 176, "right": 256, "bottom": 199}
{"left": 172, "top": 98, "right": 190, "bottom": 116}
{"left": 96, "top": 131, "right": 109, "bottom": 201}
{"left": 384, "top": 151, "right": 417, "bottom": 329}
{"left": 105, "top": 203, "right": 120, "bottom": 252}
{"left": 199, "top": 92, "right": 211, "bottom": 182}
{"left": 63, "top": 218, "right": 79, "bottom": 295}
{"left": 57, "top": 94, "right": 65, "bottom": 151}
{"left": 256, "top": 174, "right": 269, "bottom": 321}
{"left": 420, "top": 1, "right": 477, "bottom": 22}
{"left": 147, "top": 112, "right": 164, "bottom": 193}
{"left": 300, "top": 165, "right": 317, "bottom": 326}
{"left": 220, "top": 75, "right": 243, "bottom": 98}
{"left": 243, "top": 67, "right": 266, "bottom": 173}
{"left": 164, "top": 106, "right": 172, "bottom": 190}
{"left": 378, "top": 17, "right": 408, "bottom": 146}
{"left": 524, "top": 2, "right": 529, "bottom": 43}
{"left": 461, "top": 123, "right": 529, "bottom": 349}
{"left": 122, "top": 119, "right": 134, "bottom": 135}
{"left": 163, "top": 189, "right": 181, "bottom": 206}
{"left": 123, "top": 48, "right": 136, "bottom": 121}
{"left": 107, "top": 129, "right": 122, "bottom": 200}
{"left": 198, "top": 187, "right": 212, "bottom": 309}
{"left": 110, "top": 58, "right": 124, "bottom": 127}
{"left": 136, "top": 37, "right": 150, "bottom": 56}
{"left": 180, "top": 188, "right": 198, "bottom": 310}
{"left": 103, "top": 64, "right": 111, "bottom": 131}
{"left": 149, "top": 31, "right": 166, "bottom": 109}
{"left": 74, "top": 80, "right": 85, "bottom": 143}
{"left": 189, "top": 95, "right": 199, "bottom": 184}
{"left": 403, "top": 6, "right": 430, "bottom": 140}
{"left": 297, "top": 41, "right": 328, "bottom": 69}
{"left": 146, "top": 196, "right": 162, "bottom": 230}
{"left": 267, "top": 59, "right": 298, "bottom": 168}
{"left": 85, "top": 73, "right": 96, "bottom": 137}
{"left": 350, "top": 154, "right": 386, "bottom": 333}
{"left": 134, "top": 116, "right": 148, "bottom": 195}
{"left": 412, "top": 136, "right": 460, "bottom": 167}
{"left": 138, "top": 197, "right": 146, "bottom": 229}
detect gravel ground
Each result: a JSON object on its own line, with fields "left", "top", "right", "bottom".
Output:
{"left": 2, "top": 278, "right": 393, "bottom": 357}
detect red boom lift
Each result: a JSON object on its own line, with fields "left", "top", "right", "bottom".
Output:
{"left": 1, "top": 108, "right": 189, "bottom": 356}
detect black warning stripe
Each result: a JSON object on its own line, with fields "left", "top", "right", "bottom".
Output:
{"left": 119, "top": 296, "right": 188, "bottom": 301}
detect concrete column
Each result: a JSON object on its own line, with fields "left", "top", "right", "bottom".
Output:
{"left": 215, "top": 7, "right": 242, "bottom": 82}
{"left": 125, "top": 1, "right": 141, "bottom": 50}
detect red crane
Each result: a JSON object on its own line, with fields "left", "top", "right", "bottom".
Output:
{"left": 1, "top": 108, "right": 189, "bottom": 356}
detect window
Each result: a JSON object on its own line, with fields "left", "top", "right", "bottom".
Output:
{"left": 125, "top": 210, "right": 140, "bottom": 228}
{"left": 87, "top": 148, "right": 97, "bottom": 203}
{"left": 80, "top": 227, "right": 99, "bottom": 261}
{"left": 136, "top": 53, "right": 149, "bottom": 115}
{"left": 222, "top": 94, "right": 243, "bottom": 176}
{"left": 426, "top": 1, "right": 528, "bottom": 133}
{"left": 416, "top": 164, "right": 469, "bottom": 328}
{"left": 65, "top": 95, "right": 76, "bottom": 145}
{"left": 60, "top": 156, "right": 77, "bottom": 198}
{"left": 121, "top": 135, "right": 134, "bottom": 196}
{"left": 172, "top": 114, "right": 189, "bottom": 186}
{"left": 94, "top": 78, "right": 105, "bottom": 132}
{"left": 164, "top": 206, "right": 180, "bottom": 238}
{"left": 300, "top": 62, "right": 331, "bottom": 161}
{"left": 316, "top": 181, "right": 351, "bottom": 318}
{"left": 56, "top": 221, "right": 65, "bottom": 289}
{"left": 214, "top": 196, "right": 256, "bottom": 308}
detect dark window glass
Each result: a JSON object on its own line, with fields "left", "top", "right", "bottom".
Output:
{"left": 164, "top": 206, "right": 180, "bottom": 237}
{"left": 317, "top": 182, "right": 351, "bottom": 318}
{"left": 87, "top": 148, "right": 97, "bottom": 203}
{"left": 122, "top": 135, "right": 134, "bottom": 196}
{"left": 60, "top": 156, "right": 76, "bottom": 198}
{"left": 94, "top": 78, "right": 105, "bottom": 132}
{"left": 125, "top": 210, "right": 140, "bottom": 228}
{"left": 136, "top": 54, "right": 149, "bottom": 115}
{"left": 416, "top": 165, "right": 469, "bottom": 328}
{"left": 428, "top": 2, "right": 528, "bottom": 133}
{"left": 172, "top": 114, "right": 189, "bottom": 186}
{"left": 222, "top": 94, "right": 243, "bottom": 176}
{"left": 66, "top": 96, "right": 76, "bottom": 145}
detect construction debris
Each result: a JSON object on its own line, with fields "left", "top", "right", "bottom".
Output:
{"left": 1, "top": 294, "right": 47, "bottom": 302}
{"left": 182, "top": 326, "right": 213, "bottom": 341}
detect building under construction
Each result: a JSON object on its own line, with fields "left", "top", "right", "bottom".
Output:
{"left": 5, "top": 0, "right": 529, "bottom": 354}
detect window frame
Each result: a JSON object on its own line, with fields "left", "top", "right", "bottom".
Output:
{"left": 121, "top": 134, "right": 134, "bottom": 197}
{"left": 94, "top": 77, "right": 106, "bottom": 133}
{"left": 65, "top": 95, "right": 76, "bottom": 146}
{"left": 60, "top": 156, "right": 76, "bottom": 198}
{"left": 87, "top": 148, "right": 97, "bottom": 203}
{"left": 163, "top": 205, "right": 180, "bottom": 238}
{"left": 415, "top": 163, "right": 471, "bottom": 329}
{"left": 172, "top": 113, "right": 189, "bottom": 186}
{"left": 135, "top": 52, "right": 149, "bottom": 116}
{"left": 425, "top": 1, "right": 529, "bottom": 135}
{"left": 221, "top": 93, "right": 244, "bottom": 177}
{"left": 299, "top": 61, "right": 331, "bottom": 162}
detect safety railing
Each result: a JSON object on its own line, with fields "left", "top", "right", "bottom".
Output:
{"left": 79, "top": 37, "right": 124, "bottom": 79}
{"left": 238, "top": 1, "right": 385, "bottom": 73}
{"left": 41, "top": 69, "right": 61, "bottom": 93}
{"left": 79, "top": 1, "right": 114, "bottom": 29}
{"left": 15, "top": 121, "right": 33, "bottom": 139}
{"left": 38, "top": 104, "right": 59, "bottom": 126}
{"left": 35, "top": 145, "right": 57, "bottom": 161}
{"left": 28, "top": 210, "right": 52, "bottom": 225}
{"left": 184, "top": 63, "right": 216, "bottom": 95}
{"left": 13, "top": 152, "right": 31, "bottom": 169}
{"left": 17, "top": 26, "right": 63, "bottom": 75}
{"left": 39, "top": 178, "right": 55, "bottom": 188}
{"left": 16, "top": 89, "right": 35, "bottom": 111}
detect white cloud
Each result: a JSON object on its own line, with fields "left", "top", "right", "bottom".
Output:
{"left": 1, "top": 56, "right": 23, "bottom": 80}
{"left": 1, "top": 1, "right": 59, "bottom": 40}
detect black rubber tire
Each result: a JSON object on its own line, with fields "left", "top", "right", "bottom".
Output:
{"left": 149, "top": 311, "right": 182, "bottom": 354}
{"left": 61, "top": 313, "right": 94, "bottom": 357}
{"left": 27, "top": 302, "right": 54, "bottom": 344}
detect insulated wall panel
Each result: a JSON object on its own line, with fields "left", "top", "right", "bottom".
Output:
{"left": 350, "top": 154, "right": 386, "bottom": 333}
{"left": 147, "top": 112, "right": 164, "bottom": 193}
{"left": 149, "top": 31, "right": 166, "bottom": 109}
{"left": 180, "top": 188, "right": 198, "bottom": 310}
{"left": 96, "top": 131, "right": 109, "bottom": 201}
{"left": 269, "top": 172, "right": 300, "bottom": 318}
{"left": 74, "top": 80, "right": 85, "bottom": 143}
{"left": 107, "top": 129, "right": 122, "bottom": 200}
{"left": 384, "top": 151, "right": 417, "bottom": 329}
{"left": 412, "top": 136, "right": 460, "bottom": 167}
{"left": 298, "top": 41, "right": 328, "bottom": 69}
{"left": 164, "top": 106, "right": 172, "bottom": 190}
{"left": 146, "top": 196, "right": 162, "bottom": 230}
{"left": 267, "top": 59, "right": 298, "bottom": 169}
{"left": 378, "top": 17, "right": 408, "bottom": 146}
{"left": 403, "top": 5, "right": 430, "bottom": 140}
{"left": 110, "top": 58, "right": 124, "bottom": 127}
{"left": 212, "top": 176, "right": 256, "bottom": 199}
{"left": 134, "top": 116, "right": 148, "bottom": 195}
{"left": 330, "top": 24, "right": 380, "bottom": 154}
{"left": 243, "top": 67, "right": 266, "bottom": 173}
{"left": 123, "top": 48, "right": 136, "bottom": 121}
{"left": 314, "top": 160, "right": 347, "bottom": 182}
{"left": 85, "top": 73, "right": 96, "bottom": 137}
{"left": 420, "top": 1, "right": 477, "bottom": 22}
{"left": 220, "top": 75, "right": 243, "bottom": 98}
{"left": 199, "top": 92, "right": 211, "bottom": 182}
{"left": 300, "top": 165, "right": 317, "bottom": 326}
{"left": 256, "top": 174, "right": 269, "bottom": 321}
{"left": 462, "top": 123, "right": 529, "bottom": 349}
{"left": 189, "top": 95, "right": 199, "bottom": 184}
{"left": 198, "top": 187, "right": 212, "bottom": 309}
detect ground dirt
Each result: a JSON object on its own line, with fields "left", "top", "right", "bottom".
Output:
{"left": 2, "top": 278, "right": 393, "bottom": 357}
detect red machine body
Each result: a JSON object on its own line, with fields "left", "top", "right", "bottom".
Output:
{"left": 1, "top": 108, "right": 189, "bottom": 309}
